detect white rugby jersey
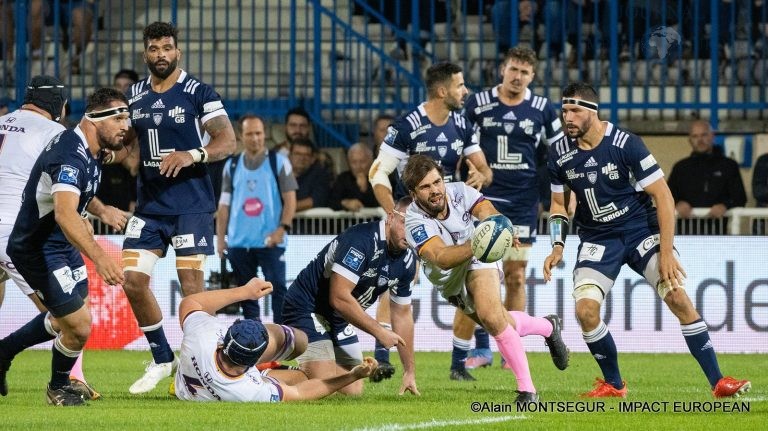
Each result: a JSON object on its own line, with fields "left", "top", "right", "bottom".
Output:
{"left": 0, "top": 110, "right": 65, "bottom": 226}
{"left": 174, "top": 312, "right": 283, "bottom": 402}
{"left": 404, "top": 182, "right": 496, "bottom": 296}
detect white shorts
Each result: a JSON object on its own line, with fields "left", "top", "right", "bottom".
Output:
{"left": 0, "top": 224, "right": 34, "bottom": 295}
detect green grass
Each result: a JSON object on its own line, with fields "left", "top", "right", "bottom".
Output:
{"left": 2, "top": 351, "right": 765, "bottom": 430}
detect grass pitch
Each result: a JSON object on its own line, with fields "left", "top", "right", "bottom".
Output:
{"left": 1, "top": 350, "right": 765, "bottom": 430}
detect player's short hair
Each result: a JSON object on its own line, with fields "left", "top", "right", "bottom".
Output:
{"left": 23, "top": 75, "right": 68, "bottom": 122}
{"left": 374, "top": 113, "right": 395, "bottom": 126}
{"left": 562, "top": 82, "right": 599, "bottom": 104}
{"left": 143, "top": 22, "right": 178, "bottom": 48}
{"left": 285, "top": 106, "right": 310, "bottom": 125}
{"left": 113, "top": 69, "right": 139, "bottom": 84}
{"left": 402, "top": 154, "right": 444, "bottom": 193}
{"left": 222, "top": 319, "right": 269, "bottom": 368}
{"left": 503, "top": 46, "right": 538, "bottom": 69}
{"left": 85, "top": 87, "right": 129, "bottom": 112}
{"left": 425, "top": 62, "right": 463, "bottom": 97}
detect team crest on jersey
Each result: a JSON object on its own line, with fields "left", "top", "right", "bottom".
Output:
{"left": 587, "top": 171, "right": 598, "bottom": 184}
{"left": 519, "top": 119, "right": 534, "bottom": 135}
{"left": 342, "top": 247, "right": 365, "bottom": 271}
{"left": 377, "top": 275, "right": 389, "bottom": 287}
{"left": 504, "top": 123, "right": 515, "bottom": 134}
{"left": 438, "top": 146, "right": 447, "bottom": 157}
{"left": 168, "top": 106, "right": 186, "bottom": 123}
{"left": 153, "top": 113, "right": 163, "bottom": 125}
{"left": 58, "top": 165, "right": 79, "bottom": 185}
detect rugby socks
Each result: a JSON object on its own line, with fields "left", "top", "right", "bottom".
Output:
{"left": 450, "top": 336, "right": 471, "bottom": 371}
{"left": 141, "top": 321, "right": 174, "bottom": 364}
{"left": 51, "top": 336, "right": 80, "bottom": 390}
{"left": 682, "top": 319, "right": 723, "bottom": 387}
{"left": 583, "top": 321, "right": 623, "bottom": 389}
{"left": 509, "top": 311, "right": 553, "bottom": 337}
{"left": 494, "top": 325, "right": 535, "bottom": 393}
{"left": 473, "top": 327, "right": 490, "bottom": 350}
{"left": 0, "top": 312, "right": 55, "bottom": 360}
{"left": 374, "top": 322, "right": 392, "bottom": 364}
{"left": 69, "top": 353, "right": 85, "bottom": 383}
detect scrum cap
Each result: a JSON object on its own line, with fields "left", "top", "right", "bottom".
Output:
{"left": 24, "top": 75, "right": 68, "bottom": 122}
{"left": 222, "top": 319, "right": 269, "bottom": 368}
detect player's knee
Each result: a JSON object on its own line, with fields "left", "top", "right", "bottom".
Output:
{"left": 122, "top": 249, "right": 159, "bottom": 277}
{"left": 476, "top": 311, "right": 505, "bottom": 335}
{"left": 574, "top": 297, "right": 602, "bottom": 329}
{"left": 339, "top": 379, "right": 364, "bottom": 396}
{"left": 67, "top": 322, "right": 91, "bottom": 347}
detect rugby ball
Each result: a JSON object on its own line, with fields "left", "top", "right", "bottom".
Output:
{"left": 471, "top": 215, "right": 515, "bottom": 263}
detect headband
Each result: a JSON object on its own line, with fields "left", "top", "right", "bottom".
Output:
{"left": 561, "top": 98, "right": 598, "bottom": 112}
{"left": 85, "top": 106, "right": 129, "bottom": 122}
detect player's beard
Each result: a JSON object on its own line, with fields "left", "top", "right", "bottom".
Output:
{"left": 148, "top": 57, "right": 178, "bottom": 80}
{"left": 419, "top": 192, "right": 445, "bottom": 218}
{"left": 566, "top": 120, "right": 589, "bottom": 139}
{"left": 98, "top": 130, "right": 125, "bottom": 152}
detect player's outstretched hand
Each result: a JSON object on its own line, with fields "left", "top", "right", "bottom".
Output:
{"left": 159, "top": 151, "right": 195, "bottom": 178}
{"left": 464, "top": 159, "right": 485, "bottom": 190}
{"left": 377, "top": 328, "right": 405, "bottom": 349}
{"left": 399, "top": 371, "right": 420, "bottom": 396}
{"left": 543, "top": 246, "right": 564, "bottom": 282}
{"left": 243, "top": 278, "right": 273, "bottom": 299}
{"left": 95, "top": 254, "right": 125, "bottom": 286}
{"left": 352, "top": 357, "right": 378, "bottom": 379}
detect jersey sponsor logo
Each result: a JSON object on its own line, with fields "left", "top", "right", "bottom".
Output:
{"left": 362, "top": 267, "right": 377, "bottom": 278}
{"left": 128, "top": 90, "right": 149, "bottom": 105}
{"left": 414, "top": 142, "right": 433, "bottom": 153}
{"left": 147, "top": 129, "right": 173, "bottom": 161}
{"left": 203, "top": 100, "right": 223, "bottom": 113}
{"left": 451, "top": 139, "right": 463, "bottom": 153}
{"left": 125, "top": 216, "right": 146, "bottom": 239}
{"left": 566, "top": 169, "right": 584, "bottom": 179}
{"left": 587, "top": 171, "right": 598, "bottom": 184}
{"left": 410, "top": 224, "right": 428, "bottom": 244}
{"left": 584, "top": 156, "right": 598, "bottom": 167}
{"left": 384, "top": 126, "right": 398, "bottom": 145}
{"left": 636, "top": 234, "right": 660, "bottom": 258}
{"left": 496, "top": 135, "right": 522, "bottom": 164}
{"left": 556, "top": 148, "right": 577, "bottom": 166}
{"left": 640, "top": 154, "right": 657, "bottom": 171}
{"left": 168, "top": 106, "right": 186, "bottom": 123}
{"left": 243, "top": 197, "right": 264, "bottom": 216}
{"left": 409, "top": 124, "right": 430, "bottom": 139}
{"left": 436, "top": 132, "right": 448, "bottom": 142}
{"left": 0, "top": 124, "right": 26, "bottom": 133}
{"left": 336, "top": 324, "right": 357, "bottom": 341}
{"left": 172, "top": 234, "right": 195, "bottom": 249}
{"left": 311, "top": 312, "right": 330, "bottom": 334}
{"left": 578, "top": 242, "right": 606, "bottom": 262}
{"left": 151, "top": 98, "right": 165, "bottom": 109}
{"left": 601, "top": 163, "right": 619, "bottom": 180}
{"left": 57, "top": 165, "right": 79, "bottom": 186}
{"left": 482, "top": 117, "right": 502, "bottom": 128}
{"left": 342, "top": 247, "right": 365, "bottom": 271}
{"left": 52, "top": 265, "right": 86, "bottom": 294}
{"left": 519, "top": 118, "right": 535, "bottom": 135}
{"left": 474, "top": 103, "right": 496, "bottom": 114}
{"left": 131, "top": 108, "right": 149, "bottom": 120}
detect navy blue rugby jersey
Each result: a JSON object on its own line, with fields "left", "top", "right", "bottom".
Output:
{"left": 465, "top": 87, "right": 563, "bottom": 202}
{"left": 548, "top": 122, "right": 664, "bottom": 232}
{"left": 379, "top": 103, "right": 480, "bottom": 182}
{"left": 127, "top": 70, "right": 228, "bottom": 215}
{"left": 285, "top": 220, "right": 416, "bottom": 327}
{"left": 9, "top": 126, "right": 102, "bottom": 255}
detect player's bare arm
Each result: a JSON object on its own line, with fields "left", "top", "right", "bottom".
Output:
{"left": 179, "top": 278, "right": 273, "bottom": 326}
{"left": 201, "top": 115, "right": 237, "bottom": 162}
{"left": 328, "top": 272, "right": 404, "bottom": 349}
{"left": 390, "top": 300, "right": 419, "bottom": 396}
{"left": 215, "top": 203, "right": 230, "bottom": 257}
{"left": 54, "top": 192, "right": 124, "bottom": 286}
{"left": 543, "top": 191, "right": 567, "bottom": 282}
{"left": 280, "top": 357, "right": 378, "bottom": 401}
{"left": 418, "top": 236, "right": 473, "bottom": 271}
{"left": 644, "top": 178, "right": 686, "bottom": 289}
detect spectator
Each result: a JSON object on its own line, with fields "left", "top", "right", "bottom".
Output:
{"left": 668, "top": 120, "right": 747, "bottom": 234}
{"left": 216, "top": 114, "right": 297, "bottom": 323}
{"left": 273, "top": 106, "right": 312, "bottom": 156}
{"left": 290, "top": 138, "right": 333, "bottom": 211}
{"left": 751, "top": 150, "right": 768, "bottom": 234}
{"left": 96, "top": 69, "right": 140, "bottom": 214}
{"left": 0, "top": 97, "right": 9, "bottom": 116}
{"left": 32, "top": 0, "right": 96, "bottom": 74}
{"left": 492, "top": 0, "right": 538, "bottom": 54}
{"left": 330, "top": 143, "right": 378, "bottom": 212}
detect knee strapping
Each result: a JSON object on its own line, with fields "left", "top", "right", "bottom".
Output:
{"left": 122, "top": 249, "right": 160, "bottom": 276}
{"left": 573, "top": 283, "right": 605, "bottom": 304}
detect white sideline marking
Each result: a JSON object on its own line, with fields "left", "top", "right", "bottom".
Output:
{"left": 350, "top": 415, "right": 527, "bottom": 431}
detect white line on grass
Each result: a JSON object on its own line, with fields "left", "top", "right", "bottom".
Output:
{"left": 350, "top": 415, "right": 527, "bottom": 431}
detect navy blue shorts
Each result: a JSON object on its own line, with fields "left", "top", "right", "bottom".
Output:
{"left": 13, "top": 246, "right": 88, "bottom": 318}
{"left": 282, "top": 306, "right": 359, "bottom": 347}
{"left": 489, "top": 197, "right": 539, "bottom": 245}
{"left": 123, "top": 212, "right": 214, "bottom": 257}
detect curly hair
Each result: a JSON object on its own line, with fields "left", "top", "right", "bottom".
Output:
{"left": 143, "top": 21, "right": 178, "bottom": 48}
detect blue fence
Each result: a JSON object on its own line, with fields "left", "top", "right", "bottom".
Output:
{"left": 1, "top": 0, "right": 766, "bottom": 147}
